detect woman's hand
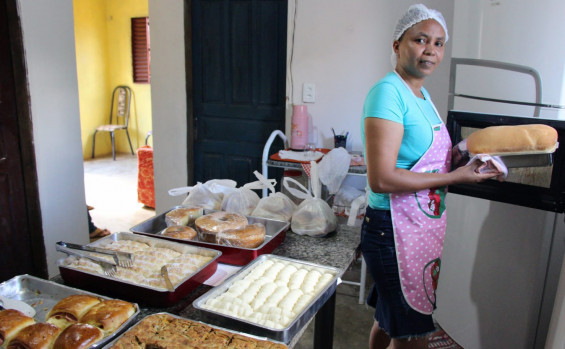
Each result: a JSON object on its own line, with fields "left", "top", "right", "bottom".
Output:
{"left": 450, "top": 159, "right": 504, "bottom": 184}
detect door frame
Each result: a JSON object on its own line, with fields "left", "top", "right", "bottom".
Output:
{"left": 183, "top": 0, "right": 195, "bottom": 186}
{"left": 4, "top": 0, "right": 47, "bottom": 278}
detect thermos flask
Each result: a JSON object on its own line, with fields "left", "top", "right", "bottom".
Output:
{"left": 291, "top": 105, "right": 309, "bottom": 150}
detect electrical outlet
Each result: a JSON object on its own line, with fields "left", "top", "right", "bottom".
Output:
{"left": 303, "top": 83, "right": 316, "bottom": 103}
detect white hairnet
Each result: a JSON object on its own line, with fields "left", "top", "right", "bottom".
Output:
{"left": 391, "top": 4, "right": 449, "bottom": 67}
{"left": 393, "top": 4, "right": 449, "bottom": 42}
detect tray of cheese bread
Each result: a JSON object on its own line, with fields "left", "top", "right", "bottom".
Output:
{"left": 102, "top": 312, "right": 288, "bottom": 348}
{"left": 57, "top": 232, "right": 221, "bottom": 307}
{"left": 193, "top": 254, "right": 339, "bottom": 344}
{"left": 130, "top": 207, "right": 290, "bottom": 266}
{"left": 0, "top": 274, "right": 138, "bottom": 348}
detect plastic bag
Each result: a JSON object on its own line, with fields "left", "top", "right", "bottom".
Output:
{"left": 221, "top": 171, "right": 277, "bottom": 215}
{"left": 251, "top": 172, "right": 296, "bottom": 222}
{"left": 318, "top": 147, "right": 350, "bottom": 195}
{"left": 332, "top": 184, "right": 365, "bottom": 217}
{"left": 283, "top": 163, "right": 337, "bottom": 237}
{"left": 168, "top": 179, "right": 237, "bottom": 210}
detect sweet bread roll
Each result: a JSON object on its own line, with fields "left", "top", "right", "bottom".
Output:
{"left": 194, "top": 211, "right": 248, "bottom": 243}
{"left": 216, "top": 223, "right": 266, "bottom": 248}
{"left": 6, "top": 323, "right": 61, "bottom": 349}
{"left": 46, "top": 295, "right": 102, "bottom": 329}
{"left": 162, "top": 225, "right": 197, "bottom": 240}
{"left": 52, "top": 323, "right": 104, "bottom": 349}
{"left": 0, "top": 310, "right": 36, "bottom": 348}
{"left": 80, "top": 300, "right": 135, "bottom": 335}
{"left": 165, "top": 207, "right": 203, "bottom": 226}
{"left": 467, "top": 124, "right": 558, "bottom": 155}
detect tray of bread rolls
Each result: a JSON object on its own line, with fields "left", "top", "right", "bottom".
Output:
{"left": 130, "top": 207, "right": 290, "bottom": 266}
{"left": 0, "top": 274, "right": 139, "bottom": 348}
{"left": 192, "top": 254, "right": 340, "bottom": 344}
{"left": 57, "top": 232, "right": 221, "bottom": 307}
{"left": 102, "top": 312, "right": 288, "bottom": 348}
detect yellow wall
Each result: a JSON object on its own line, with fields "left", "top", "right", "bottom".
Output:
{"left": 74, "top": 0, "right": 152, "bottom": 159}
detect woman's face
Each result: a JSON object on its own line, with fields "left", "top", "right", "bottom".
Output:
{"left": 393, "top": 19, "right": 446, "bottom": 80}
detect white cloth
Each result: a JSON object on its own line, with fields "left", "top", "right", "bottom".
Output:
{"left": 466, "top": 154, "right": 508, "bottom": 180}
{"left": 278, "top": 150, "right": 324, "bottom": 162}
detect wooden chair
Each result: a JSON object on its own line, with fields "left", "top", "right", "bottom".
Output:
{"left": 91, "top": 86, "right": 134, "bottom": 160}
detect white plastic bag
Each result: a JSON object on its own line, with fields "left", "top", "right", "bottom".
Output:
{"left": 221, "top": 171, "right": 277, "bottom": 215}
{"left": 251, "top": 172, "right": 296, "bottom": 222}
{"left": 332, "top": 184, "right": 365, "bottom": 217}
{"left": 168, "top": 179, "right": 237, "bottom": 210}
{"left": 284, "top": 163, "right": 337, "bottom": 237}
{"left": 318, "top": 147, "right": 350, "bottom": 195}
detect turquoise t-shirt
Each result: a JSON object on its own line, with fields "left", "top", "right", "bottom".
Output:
{"left": 361, "top": 72, "right": 442, "bottom": 210}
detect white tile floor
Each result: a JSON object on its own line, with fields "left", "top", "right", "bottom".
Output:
{"left": 84, "top": 153, "right": 155, "bottom": 234}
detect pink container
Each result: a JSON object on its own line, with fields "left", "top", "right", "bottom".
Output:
{"left": 291, "top": 105, "right": 309, "bottom": 150}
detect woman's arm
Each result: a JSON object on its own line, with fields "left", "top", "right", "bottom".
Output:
{"left": 364, "top": 117, "right": 500, "bottom": 194}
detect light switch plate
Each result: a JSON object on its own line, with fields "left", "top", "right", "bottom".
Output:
{"left": 303, "top": 83, "right": 315, "bottom": 103}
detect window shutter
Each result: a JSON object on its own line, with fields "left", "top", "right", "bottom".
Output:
{"left": 132, "top": 17, "right": 150, "bottom": 83}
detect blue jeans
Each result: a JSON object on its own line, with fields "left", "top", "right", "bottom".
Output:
{"left": 360, "top": 206, "right": 436, "bottom": 339}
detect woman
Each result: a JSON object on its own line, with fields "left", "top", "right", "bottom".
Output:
{"left": 360, "top": 4, "right": 502, "bottom": 349}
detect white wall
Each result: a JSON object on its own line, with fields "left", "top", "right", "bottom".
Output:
{"left": 148, "top": 0, "right": 188, "bottom": 213}
{"left": 18, "top": 0, "right": 88, "bottom": 277}
{"left": 286, "top": 0, "right": 453, "bottom": 152}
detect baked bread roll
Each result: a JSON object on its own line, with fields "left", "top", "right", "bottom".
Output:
{"left": 52, "top": 323, "right": 104, "bottom": 349}
{"left": 6, "top": 323, "right": 61, "bottom": 349}
{"left": 165, "top": 207, "right": 203, "bottom": 226}
{"left": 46, "top": 295, "right": 102, "bottom": 329}
{"left": 80, "top": 300, "right": 135, "bottom": 335}
{"left": 467, "top": 124, "right": 558, "bottom": 155}
{"left": 162, "top": 225, "right": 197, "bottom": 240}
{"left": 216, "top": 223, "right": 266, "bottom": 248}
{"left": 194, "top": 211, "right": 248, "bottom": 243}
{"left": 0, "top": 310, "right": 36, "bottom": 348}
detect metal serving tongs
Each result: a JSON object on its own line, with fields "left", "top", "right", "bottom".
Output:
{"left": 56, "top": 241, "right": 134, "bottom": 268}
{"left": 56, "top": 242, "right": 118, "bottom": 277}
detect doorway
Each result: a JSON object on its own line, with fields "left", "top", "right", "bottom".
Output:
{"left": 74, "top": 0, "right": 155, "bottom": 231}
{"left": 0, "top": 0, "right": 47, "bottom": 280}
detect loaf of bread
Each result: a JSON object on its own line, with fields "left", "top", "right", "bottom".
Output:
{"left": 46, "top": 295, "right": 103, "bottom": 329}
{"left": 52, "top": 323, "right": 104, "bottom": 349}
{"left": 165, "top": 206, "right": 203, "bottom": 226}
{"left": 0, "top": 310, "right": 36, "bottom": 348}
{"left": 6, "top": 323, "right": 61, "bottom": 349}
{"left": 216, "top": 223, "right": 266, "bottom": 248}
{"left": 162, "top": 225, "right": 198, "bottom": 240}
{"left": 467, "top": 124, "right": 558, "bottom": 155}
{"left": 80, "top": 300, "right": 136, "bottom": 335}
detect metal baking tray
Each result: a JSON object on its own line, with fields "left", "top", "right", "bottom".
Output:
{"left": 0, "top": 274, "right": 139, "bottom": 348}
{"left": 101, "top": 312, "right": 288, "bottom": 348}
{"left": 192, "top": 254, "right": 340, "bottom": 344}
{"left": 130, "top": 207, "right": 290, "bottom": 265}
{"left": 499, "top": 153, "right": 553, "bottom": 168}
{"left": 58, "top": 232, "right": 221, "bottom": 307}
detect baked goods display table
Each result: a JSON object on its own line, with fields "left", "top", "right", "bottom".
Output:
{"left": 50, "top": 223, "right": 360, "bottom": 348}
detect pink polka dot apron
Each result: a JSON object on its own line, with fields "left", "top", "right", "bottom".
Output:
{"left": 390, "top": 121, "right": 452, "bottom": 314}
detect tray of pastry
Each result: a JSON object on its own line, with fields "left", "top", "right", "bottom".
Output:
{"left": 57, "top": 232, "right": 221, "bottom": 307}
{"left": 0, "top": 274, "right": 139, "bottom": 348}
{"left": 130, "top": 207, "right": 290, "bottom": 266}
{"left": 192, "top": 254, "right": 339, "bottom": 344}
{"left": 102, "top": 312, "right": 288, "bottom": 348}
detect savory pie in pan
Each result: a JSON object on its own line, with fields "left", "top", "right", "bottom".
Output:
{"left": 110, "top": 313, "right": 287, "bottom": 349}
